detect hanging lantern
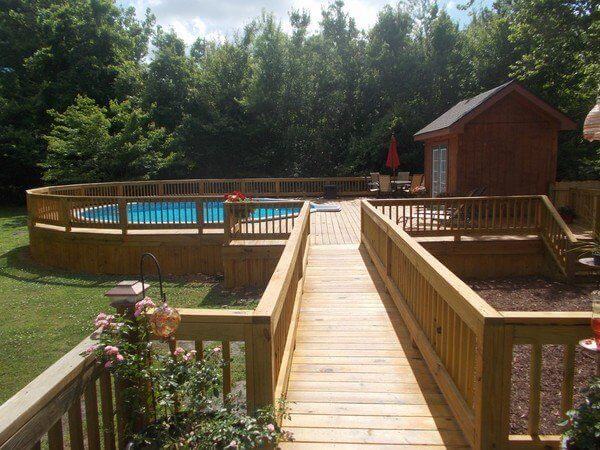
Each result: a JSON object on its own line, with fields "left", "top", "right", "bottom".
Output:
{"left": 139, "top": 253, "right": 181, "bottom": 339}
{"left": 150, "top": 303, "right": 181, "bottom": 338}
{"left": 583, "top": 95, "right": 600, "bottom": 141}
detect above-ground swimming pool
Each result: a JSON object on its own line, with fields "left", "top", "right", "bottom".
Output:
{"left": 78, "top": 200, "right": 304, "bottom": 224}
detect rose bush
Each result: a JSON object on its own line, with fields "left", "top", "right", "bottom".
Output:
{"left": 86, "top": 299, "right": 290, "bottom": 449}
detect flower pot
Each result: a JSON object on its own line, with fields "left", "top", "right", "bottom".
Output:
{"left": 561, "top": 213, "right": 574, "bottom": 224}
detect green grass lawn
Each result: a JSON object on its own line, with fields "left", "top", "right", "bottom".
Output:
{"left": 0, "top": 207, "right": 257, "bottom": 404}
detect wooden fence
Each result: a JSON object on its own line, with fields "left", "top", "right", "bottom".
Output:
{"left": 29, "top": 177, "right": 370, "bottom": 198}
{"left": 0, "top": 202, "right": 311, "bottom": 449}
{"left": 550, "top": 181, "right": 600, "bottom": 240}
{"left": 361, "top": 200, "right": 590, "bottom": 450}
{"left": 224, "top": 201, "right": 304, "bottom": 241}
{"left": 27, "top": 194, "right": 225, "bottom": 233}
{"left": 369, "top": 195, "right": 578, "bottom": 278}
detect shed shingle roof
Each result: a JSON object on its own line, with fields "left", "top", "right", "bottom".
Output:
{"left": 414, "top": 81, "right": 513, "bottom": 137}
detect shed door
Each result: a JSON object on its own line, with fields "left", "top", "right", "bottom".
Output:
{"left": 432, "top": 144, "right": 448, "bottom": 197}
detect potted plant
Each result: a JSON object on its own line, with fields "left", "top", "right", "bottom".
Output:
{"left": 86, "top": 302, "right": 291, "bottom": 449}
{"left": 224, "top": 191, "right": 255, "bottom": 221}
{"left": 560, "top": 377, "right": 600, "bottom": 449}
{"left": 558, "top": 206, "right": 576, "bottom": 224}
{"left": 573, "top": 241, "right": 600, "bottom": 266}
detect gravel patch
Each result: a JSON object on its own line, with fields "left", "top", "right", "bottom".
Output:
{"left": 469, "top": 276, "right": 597, "bottom": 435}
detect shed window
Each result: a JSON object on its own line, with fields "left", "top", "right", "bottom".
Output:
{"left": 432, "top": 144, "right": 448, "bottom": 197}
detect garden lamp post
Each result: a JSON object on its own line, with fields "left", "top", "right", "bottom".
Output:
{"left": 104, "top": 280, "right": 149, "bottom": 316}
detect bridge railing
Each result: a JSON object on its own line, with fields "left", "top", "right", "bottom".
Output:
{"left": 369, "top": 195, "right": 578, "bottom": 278}
{"left": 361, "top": 199, "right": 590, "bottom": 450}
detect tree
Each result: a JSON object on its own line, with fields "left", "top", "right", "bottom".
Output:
{"left": 43, "top": 96, "right": 172, "bottom": 184}
{"left": 0, "top": 0, "right": 153, "bottom": 201}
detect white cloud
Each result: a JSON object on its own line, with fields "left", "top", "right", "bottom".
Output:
{"left": 118, "top": 0, "right": 484, "bottom": 45}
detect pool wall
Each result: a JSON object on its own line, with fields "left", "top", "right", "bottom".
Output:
{"left": 29, "top": 226, "right": 225, "bottom": 276}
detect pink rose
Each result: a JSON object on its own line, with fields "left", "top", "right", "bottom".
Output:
{"left": 173, "top": 347, "right": 185, "bottom": 356}
{"left": 85, "top": 344, "right": 98, "bottom": 354}
{"left": 116, "top": 354, "right": 124, "bottom": 361}
{"left": 267, "top": 423, "right": 275, "bottom": 432}
{"left": 104, "top": 345, "right": 119, "bottom": 355}
{"left": 104, "top": 360, "right": 113, "bottom": 368}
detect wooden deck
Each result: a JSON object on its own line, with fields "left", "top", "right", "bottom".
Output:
{"left": 281, "top": 244, "right": 469, "bottom": 449}
{"left": 310, "top": 199, "right": 362, "bottom": 245}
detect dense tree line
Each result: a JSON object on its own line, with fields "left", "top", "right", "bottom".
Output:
{"left": 0, "top": 0, "right": 598, "bottom": 202}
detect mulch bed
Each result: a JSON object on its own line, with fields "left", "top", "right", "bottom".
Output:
{"left": 469, "top": 276, "right": 597, "bottom": 435}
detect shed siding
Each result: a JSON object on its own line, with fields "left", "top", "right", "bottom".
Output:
{"left": 422, "top": 92, "right": 560, "bottom": 196}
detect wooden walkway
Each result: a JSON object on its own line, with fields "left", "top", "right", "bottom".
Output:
{"left": 281, "top": 244, "right": 469, "bottom": 449}
{"left": 310, "top": 199, "right": 361, "bottom": 245}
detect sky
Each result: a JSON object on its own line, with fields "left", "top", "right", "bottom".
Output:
{"left": 117, "top": 0, "right": 493, "bottom": 45}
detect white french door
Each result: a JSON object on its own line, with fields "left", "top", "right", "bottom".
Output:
{"left": 431, "top": 145, "right": 448, "bottom": 197}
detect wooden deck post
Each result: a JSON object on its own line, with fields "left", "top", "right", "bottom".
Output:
{"left": 118, "top": 198, "right": 127, "bottom": 235}
{"left": 60, "top": 197, "right": 71, "bottom": 232}
{"left": 473, "top": 319, "right": 509, "bottom": 450}
{"left": 246, "top": 319, "right": 274, "bottom": 413}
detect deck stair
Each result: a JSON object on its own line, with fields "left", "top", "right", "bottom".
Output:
{"left": 281, "top": 244, "right": 469, "bottom": 449}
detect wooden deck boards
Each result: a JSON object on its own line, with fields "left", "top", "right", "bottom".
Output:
{"left": 283, "top": 244, "right": 469, "bottom": 449}
{"left": 310, "top": 199, "right": 362, "bottom": 245}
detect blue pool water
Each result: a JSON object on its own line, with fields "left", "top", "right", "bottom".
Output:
{"left": 78, "top": 201, "right": 302, "bottom": 224}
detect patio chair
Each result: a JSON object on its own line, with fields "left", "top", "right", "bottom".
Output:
{"left": 396, "top": 172, "right": 410, "bottom": 182}
{"left": 368, "top": 172, "right": 381, "bottom": 193}
{"left": 377, "top": 175, "right": 393, "bottom": 197}
{"left": 409, "top": 174, "right": 425, "bottom": 194}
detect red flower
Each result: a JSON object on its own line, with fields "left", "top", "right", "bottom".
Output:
{"left": 224, "top": 191, "right": 252, "bottom": 202}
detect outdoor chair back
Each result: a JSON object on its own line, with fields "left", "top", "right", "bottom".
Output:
{"left": 368, "top": 172, "right": 381, "bottom": 192}
{"left": 396, "top": 171, "right": 410, "bottom": 182}
{"left": 379, "top": 175, "right": 392, "bottom": 193}
{"left": 409, "top": 174, "right": 424, "bottom": 193}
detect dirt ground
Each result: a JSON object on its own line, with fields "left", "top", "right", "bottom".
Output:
{"left": 469, "top": 276, "right": 597, "bottom": 435}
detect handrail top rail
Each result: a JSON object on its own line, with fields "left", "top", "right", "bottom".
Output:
{"left": 0, "top": 335, "right": 97, "bottom": 447}
{"left": 539, "top": 195, "right": 578, "bottom": 243}
{"left": 362, "top": 200, "right": 502, "bottom": 330}
{"left": 225, "top": 200, "right": 305, "bottom": 207}
{"left": 26, "top": 176, "right": 369, "bottom": 196}
{"left": 254, "top": 202, "right": 310, "bottom": 323}
{"left": 28, "top": 193, "right": 225, "bottom": 200}
{"left": 368, "top": 194, "right": 545, "bottom": 204}
{"left": 499, "top": 311, "right": 590, "bottom": 324}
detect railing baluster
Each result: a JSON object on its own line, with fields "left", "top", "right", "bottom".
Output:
{"left": 528, "top": 343, "right": 542, "bottom": 436}
{"left": 68, "top": 399, "right": 85, "bottom": 450}
{"left": 48, "top": 418, "right": 64, "bottom": 450}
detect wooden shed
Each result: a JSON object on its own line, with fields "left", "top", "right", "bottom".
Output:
{"left": 414, "top": 81, "right": 576, "bottom": 196}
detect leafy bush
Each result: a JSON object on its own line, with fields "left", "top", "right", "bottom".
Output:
{"left": 561, "top": 376, "right": 600, "bottom": 450}
{"left": 87, "top": 304, "right": 290, "bottom": 449}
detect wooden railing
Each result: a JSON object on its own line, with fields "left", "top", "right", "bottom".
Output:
{"left": 550, "top": 181, "right": 600, "bottom": 240}
{"left": 28, "top": 194, "right": 225, "bottom": 233}
{"left": 0, "top": 202, "right": 311, "bottom": 448}
{"left": 0, "top": 337, "right": 120, "bottom": 450}
{"left": 369, "top": 195, "right": 578, "bottom": 278}
{"left": 500, "top": 312, "right": 591, "bottom": 449}
{"left": 538, "top": 196, "right": 579, "bottom": 277}
{"left": 224, "top": 201, "right": 304, "bottom": 241}
{"left": 362, "top": 200, "right": 503, "bottom": 449}
{"left": 28, "top": 176, "right": 370, "bottom": 198}
{"left": 361, "top": 200, "right": 591, "bottom": 450}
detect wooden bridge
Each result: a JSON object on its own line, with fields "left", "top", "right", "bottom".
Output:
{"left": 280, "top": 244, "right": 469, "bottom": 448}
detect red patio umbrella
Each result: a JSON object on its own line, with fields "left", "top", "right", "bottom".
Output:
{"left": 386, "top": 135, "right": 400, "bottom": 175}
